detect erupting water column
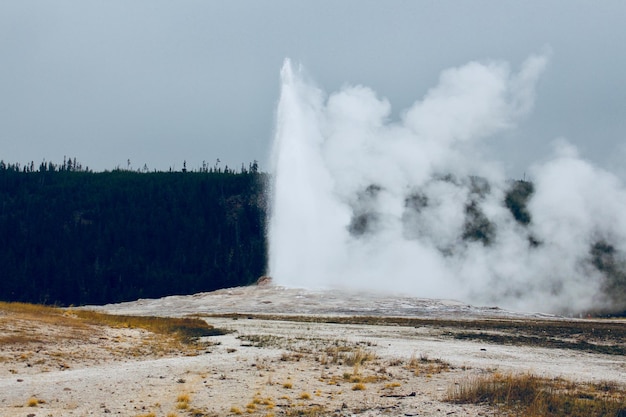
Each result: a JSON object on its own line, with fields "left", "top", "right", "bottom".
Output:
{"left": 268, "top": 59, "right": 349, "bottom": 290}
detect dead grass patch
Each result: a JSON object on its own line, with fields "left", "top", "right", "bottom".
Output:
{"left": 447, "top": 372, "right": 626, "bottom": 417}
{"left": 175, "top": 392, "right": 191, "bottom": 410}
{"left": 0, "top": 301, "right": 230, "bottom": 372}
{"left": 384, "top": 382, "right": 402, "bottom": 389}
{"left": 72, "top": 310, "right": 227, "bottom": 343}
{"left": 0, "top": 301, "right": 227, "bottom": 345}
{"left": 344, "top": 347, "right": 376, "bottom": 366}
{"left": 0, "top": 301, "right": 89, "bottom": 330}
{"left": 0, "top": 302, "right": 226, "bottom": 346}
{"left": 284, "top": 405, "right": 327, "bottom": 416}
{"left": 0, "top": 301, "right": 61, "bottom": 316}
{"left": 238, "top": 334, "right": 287, "bottom": 348}
{"left": 406, "top": 352, "right": 451, "bottom": 376}
{"left": 0, "top": 335, "right": 44, "bottom": 345}
{"left": 27, "top": 397, "right": 43, "bottom": 407}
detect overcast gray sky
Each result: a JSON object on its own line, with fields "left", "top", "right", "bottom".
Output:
{"left": 1, "top": 1, "right": 624, "bottom": 175}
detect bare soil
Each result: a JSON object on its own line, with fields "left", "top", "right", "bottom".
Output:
{"left": 1, "top": 285, "right": 624, "bottom": 416}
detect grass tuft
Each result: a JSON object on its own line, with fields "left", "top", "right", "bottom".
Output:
{"left": 175, "top": 392, "right": 191, "bottom": 410}
{"left": 344, "top": 347, "right": 376, "bottom": 366}
{"left": 176, "top": 393, "right": 190, "bottom": 403}
{"left": 407, "top": 352, "right": 450, "bottom": 375}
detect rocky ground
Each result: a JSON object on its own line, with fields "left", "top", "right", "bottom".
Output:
{"left": 1, "top": 285, "right": 624, "bottom": 416}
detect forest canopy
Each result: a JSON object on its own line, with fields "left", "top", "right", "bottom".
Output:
{"left": 0, "top": 159, "right": 266, "bottom": 306}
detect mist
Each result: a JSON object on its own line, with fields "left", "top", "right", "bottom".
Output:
{"left": 268, "top": 53, "right": 626, "bottom": 315}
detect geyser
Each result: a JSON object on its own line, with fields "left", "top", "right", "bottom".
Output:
{"left": 268, "top": 55, "right": 626, "bottom": 315}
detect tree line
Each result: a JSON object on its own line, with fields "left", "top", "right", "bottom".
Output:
{"left": 0, "top": 159, "right": 267, "bottom": 306}
{"left": 2, "top": 159, "right": 623, "bottom": 315}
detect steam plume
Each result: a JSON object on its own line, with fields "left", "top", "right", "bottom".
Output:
{"left": 268, "top": 54, "right": 626, "bottom": 314}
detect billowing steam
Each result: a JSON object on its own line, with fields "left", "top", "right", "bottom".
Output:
{"left": 268, "top": 53, "right": 626, "bottom": 315}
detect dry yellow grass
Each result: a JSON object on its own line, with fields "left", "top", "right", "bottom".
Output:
{"left": 447, "top": 372, "right": 626, "bottom": 417}
{"left": 0, "top": 301, "right": 225, "bottom": 355}
{"left": 175, "top": 392, "right": 190, "bottom": 410}
{"left": 344, "top": 347, "right": 377, "bottom": 366}
{"left": 406, "top": 352, "right": 450, "bottom": 376}
{"left": 0, "top": 302, "right": 89, "bottom": 332}
{"left": 0, "top": 333, "right": 41, "bottom": 344}
{"left": 0, "top": 300, "right": 233, "bottom": 384}
{"left": 71, "top": 310, "right": 225, "bottom": 343}
{"left": 176, "top": 393, "right": 190, "bottom": 403}
{"left": 0, "top": 301, "right": 61, "bottom": 315}
{"left": 284, "top": 405, "right": 326, "bottom": 416}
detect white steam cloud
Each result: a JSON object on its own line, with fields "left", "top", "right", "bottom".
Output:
{"left": 268, "top": 53, "right": 626, "bottom": 314}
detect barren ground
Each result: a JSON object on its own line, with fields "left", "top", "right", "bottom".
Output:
{"left": 1, "top": 285, "right": 624, "bottom": 416}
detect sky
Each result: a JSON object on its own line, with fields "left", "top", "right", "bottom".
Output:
{"left": 1, "top": 1, "right": 625, "bottom": 175}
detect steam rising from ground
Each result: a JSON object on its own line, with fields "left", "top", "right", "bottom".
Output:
{"left": 268, "top": 54, "right": 626, "bottom": 314}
